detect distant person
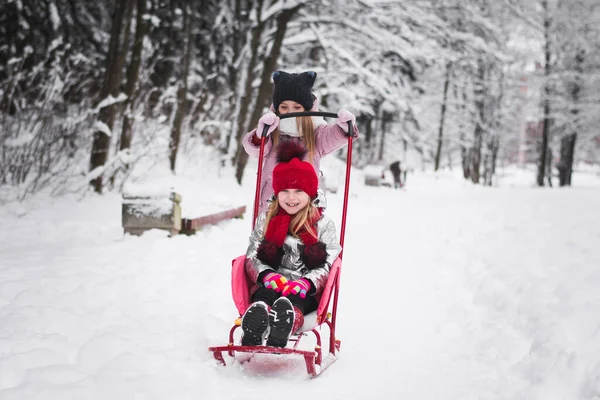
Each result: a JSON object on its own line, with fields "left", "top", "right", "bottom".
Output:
{"left": 389, "top": 161, "right": 403, "bottom": 188}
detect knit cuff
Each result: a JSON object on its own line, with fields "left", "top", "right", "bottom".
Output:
{"left": 250, "top": 133, "right": 262, "bottom": 146}
{"left": 257, "top": 269, "right": 276, "bottom": 285}
{"left": 304, "top": 277, "right": 316, "bottom": 295}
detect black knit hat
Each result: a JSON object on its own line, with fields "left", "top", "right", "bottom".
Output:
{"left": 272, "top": 71, "right": 317, "bottom": 112}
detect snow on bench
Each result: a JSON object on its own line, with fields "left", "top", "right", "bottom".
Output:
{"left": 121, "top": 187, "right": 245, "bottom": 236}
{"left": 122, "top": 191, "right": 182, "bottom": 236}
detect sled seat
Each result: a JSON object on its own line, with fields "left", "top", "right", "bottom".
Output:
{"left": 208, "top": 254, "right": 342, "bottom": 377}
{"left": 231, "top": 254, "right": 340, "bottom": 331}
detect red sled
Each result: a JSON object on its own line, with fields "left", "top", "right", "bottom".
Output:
{"left": 208, "top": 111, "right": 355, "bottom": 378}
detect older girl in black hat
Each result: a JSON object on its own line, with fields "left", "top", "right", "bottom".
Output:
{"left": 242, "top": 71, "right": 359, "bottom": 214}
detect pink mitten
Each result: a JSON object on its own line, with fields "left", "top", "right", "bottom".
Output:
{"left": 263, "top": 272, "right": 288, "bottom": 292}
{"left": 257, "top": 112, "right": 280, "bottom": 138}
{"left": 282, "top": 278, "right": 312, "bottom": 299}
{"left": 335, "top": 109, "right": 356, "bottom": 133}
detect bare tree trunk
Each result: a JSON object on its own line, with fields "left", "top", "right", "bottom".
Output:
{"left": 471, "top": 125, "right": 482, "bottom": 183}
{"left": 1, "top": 2, "right": 20, "bottom": 115}
{"left": 355, "top": 114, "right": 373, "bottom": 164}
{"left": 484, "top": 68, "right": 504, "bottom": 186}
{"left": 457, "top": 85, "right": 470, "bottom": 179}
{"left": 364, "top": 116, "right": 373, "bottom": 150}
{"left": 461, "top": 139, "right": 470, "bottom": 179}
{"left": 232, "top": 0, "right": 265, "bottom": 182}
{"left": 558, "top": 47, "right": 583, "bottom": 186}
{"left": 546, "top": 148, "right": 553, "bottom": 187}
{"left": 119, "top": 0, "right": 148, "bottom": 154}
{"left": 434, "top": 62, "right": 451, "bottom": 171}
{"left": 378, "top": 111, "right": 392, "bottom": 161}
{"left": 118, "top": 1, "right": 134, "bottom": 82}
{"left": 537, "top": 0, "right": 552, "bottom": 187}
{"left": 234, "top": 4, "right": 303, "bottom": 184}
{"left": 471, "top": 59, "right": 485, "bottom": 184}
{"left": 169, "top": 4, "right": 192, "bottom": 172}
{"left": 365, "top": 101, "right": 381, "bottom": 163}
{"left": 224, "top": 0, "right": 250, "bottom": 155}
{"left": 483, "top": 135, "right": 499, "bottom": 186}
{"left": 558, "top": 134, "right": 576, "bottom": 186}
{"left": 89, "top": 0, "right": 132, "bottom": 193}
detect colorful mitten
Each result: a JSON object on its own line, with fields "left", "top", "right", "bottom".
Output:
{"left": 282, "top": 278, "right": 311, "bottom": 299}
{"left": 335, "top": 109, "right": 356, "bottom": 133}
{"left": 263, "top": 272, "right": 288, "bottom": 292}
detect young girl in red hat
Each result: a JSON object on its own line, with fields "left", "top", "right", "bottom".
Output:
{"left": 242, "top": 70, "right": 358, "bottom": 214}
{"left": 241, "top": 141, "right": 342, "bottom": 348}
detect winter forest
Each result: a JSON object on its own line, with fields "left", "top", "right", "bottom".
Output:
{"left": 3, "top": 1, "right": 600, "bottom": 397}
{"left": 1, "top": 0, "right": 600, "bottom": 202}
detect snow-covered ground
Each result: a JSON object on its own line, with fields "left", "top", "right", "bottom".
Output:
{"left": 1, "top": 161, "right": 600, "bottom": 400}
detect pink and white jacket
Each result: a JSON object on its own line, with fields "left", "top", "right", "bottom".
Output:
{"left": 243, "top": 107, "right": 358, "bottom": 214}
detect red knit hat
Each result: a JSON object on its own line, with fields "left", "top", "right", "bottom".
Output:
{"left": 272, "top": 141, "right": 318, "bottom": 198}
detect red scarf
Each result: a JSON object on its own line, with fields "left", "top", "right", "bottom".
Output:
{"left": 257, "top": 207, "right": 326, "bottom": 269}
{"left": 264, "top": 207, "right": 321, "bottom": 248}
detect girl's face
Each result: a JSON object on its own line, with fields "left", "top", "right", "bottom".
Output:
{"left": 278, "top": 100, "right": 305, "bottom": 115}
{"left": 277, "top": 189, "right": 310, "bottom": 215}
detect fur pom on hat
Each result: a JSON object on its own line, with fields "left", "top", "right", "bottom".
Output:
{"left": 276, "top": 140, "right": 308, "bottom": 163}
{"left": 272, "top": 141, "right": 318, "bottom": 198}
{"left": 272, "top": 71, "right": 317, "bottom": 112}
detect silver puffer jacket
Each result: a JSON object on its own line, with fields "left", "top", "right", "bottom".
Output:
{"left": 245, "top": 211, "right": 342, "bottom": 296}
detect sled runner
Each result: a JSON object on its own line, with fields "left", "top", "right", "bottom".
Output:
{"left": 208, "top": 112, "right": 354, "bottom": 378}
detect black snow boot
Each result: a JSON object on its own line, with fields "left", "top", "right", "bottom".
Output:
{"left": 266, "top": 297, "right": 295, "bottom": 348}
{"left": 241, "top": 301, "right": 269, "bottom": 346}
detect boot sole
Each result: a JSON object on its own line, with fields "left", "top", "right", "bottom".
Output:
{"left": 241, "top": 303, "right": 269, "bottom": 346}
{"left": 266, "top": 298, "right": 294, "bottom": 348}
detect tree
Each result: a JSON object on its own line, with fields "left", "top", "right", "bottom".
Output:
{"left": 536, "top": 0, "right": 552, "bottom": 187}
{"left": 2, "top": 0, "right": 599, "bottom": 201}
{"left": 434, "top": 62, "right": 451, "bottom": 171}
{"left": 89, "top": 0, "right": 133, "bottom": 193}
{"left": 118, "top": 0, "right": 149, "bottom": 156}
{"left": 169, "top": 4, "right": 193, "bottom": 172}
{"left": 233, "top": 1, "right": 304, "bottom": 184}
{"left": 505, "top": 0, "right": 600, "bottom": 186}
{"left": 552, "top": 0, "right": 600, "bottom": 186}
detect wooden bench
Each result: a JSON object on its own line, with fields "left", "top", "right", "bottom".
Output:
{"left": 122, "top": 191, "right": 245, "bottom": 236}
{"left": 122, "top": 192, "right": 183, "bottom": 236}
{"left": 180, "top": 206, "right": 246, "bottom": 235}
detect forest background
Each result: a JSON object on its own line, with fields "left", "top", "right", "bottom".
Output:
{"left": 1, "top": 0, "right": 599, "bottom": 203}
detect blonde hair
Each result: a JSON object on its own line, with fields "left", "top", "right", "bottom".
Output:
{"left": 263, "top": 198, "right": 320, "bottom": 241}
{"left": 271, "top": 116, "right": 316, "bottom": 163}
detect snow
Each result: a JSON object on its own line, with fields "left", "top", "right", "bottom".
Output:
{"left": 1, "top": 162, "right": 600, "bottom": 400}
{"left": 121, "top": 148, "right": 248, "bottom": 219}
{"left": 3, "top": 133, "right": 35, "bottom": 147}
{"left": 95, "top": 94, "right": 128, "bottom": 112}
{"left": 92, "top": 121, "right": 112, "bottom": 137}
{"left": 48, "top": 2, "right": 60, "bottom": 32}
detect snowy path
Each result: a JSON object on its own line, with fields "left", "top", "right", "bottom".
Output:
{"left": 1, "top": 174, "right": 600, "bottom": 399}
{"left": 324, "top": 182, "right": 600, "bottom": 399}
